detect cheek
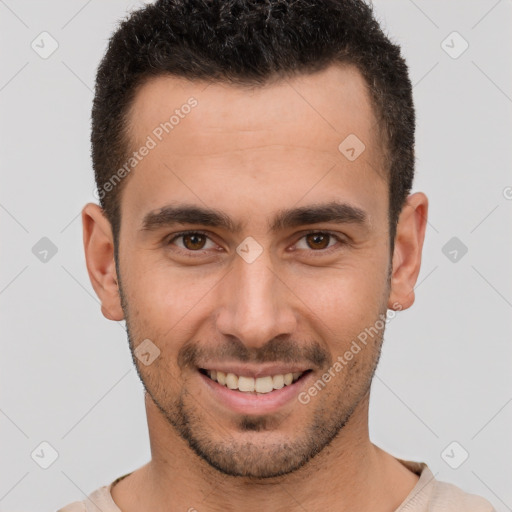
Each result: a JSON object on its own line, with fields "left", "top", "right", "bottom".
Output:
{"left": 124, "top": 252, "right": 219, "bottom": 320}
{"left": 120, "top": 261, "right": 220, "bottom": 362}
{"left": 296, "top": 259, "right": 388, "bottom": 316}
{"left": 289, "top": 261, "right": 389, "bottom": 353}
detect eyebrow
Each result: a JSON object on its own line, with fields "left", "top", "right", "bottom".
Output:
{"left": 141, "top": 201, "right": 369, "bottom": 234}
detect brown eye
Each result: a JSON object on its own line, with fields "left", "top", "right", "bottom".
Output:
{"left": 305, "top": 232, "right": 331, "bottom": 250}
{"left": 294, "top": 231, "right": 344, "bottom": 254}
{"left": 168, "top": 231, "right": 216, "bottom": 253}
{"left": 181, "top": 233, "right": 207, "bottom": 250}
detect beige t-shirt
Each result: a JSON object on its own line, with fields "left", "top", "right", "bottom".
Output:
{"left": 57, "top": 459, "right": 496, "bottom": 511}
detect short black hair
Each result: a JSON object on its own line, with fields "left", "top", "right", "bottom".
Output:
{"left": 92, "top": 0, "right": 415, "bottom": 252}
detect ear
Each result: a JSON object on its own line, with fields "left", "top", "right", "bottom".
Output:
{"left": 82, "top": 203, "right": 124, "bottom": 321}
{"left": 387, "top": 192, "right": 428, "bottom": 311}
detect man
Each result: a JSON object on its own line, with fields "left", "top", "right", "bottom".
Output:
{"left": 58, "top": 0, "right": 495, "bottom": 510}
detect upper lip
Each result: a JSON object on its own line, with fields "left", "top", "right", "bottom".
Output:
{"left": 199, "top": 364, "right": 311, "bottom": 379}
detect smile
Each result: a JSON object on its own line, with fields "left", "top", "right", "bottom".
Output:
{"left": 199, "top": 368, "right": 311, "bottom": 394}
{"left": 198, "top": 363, "right": 315, "bottom": 414}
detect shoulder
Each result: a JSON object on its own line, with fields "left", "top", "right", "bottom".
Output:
{"left": 56, "top": 500, "right": 86, "bottom": 512}
{"left": 396, "top": 459, "right": 496, "bottom": 512}
{"left": 430, "top": 478, "right": 496, "bottom": 512}
{"left": 56, "top": 484, "right": 120, "bottom": 512}
{"left": 56, "top": 471, "right": 132, "bottom": 511}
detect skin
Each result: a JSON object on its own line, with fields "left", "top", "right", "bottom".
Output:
{"left": 82, "top": 63, "right": 428, "bottom": 511}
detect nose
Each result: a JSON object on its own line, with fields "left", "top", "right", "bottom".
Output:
{"left": 215, "top": 248, "right": 297, "bottom": 349}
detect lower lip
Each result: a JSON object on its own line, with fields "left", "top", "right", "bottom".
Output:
{"left": 199, "top": 371, "right": 312, "bottom": 415}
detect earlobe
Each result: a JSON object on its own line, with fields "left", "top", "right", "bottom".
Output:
{"left": 82, "top": 203, "right": 125, "bottom": 321}
{"left": 387, "top": 192, "right": 428, "bottom": 311}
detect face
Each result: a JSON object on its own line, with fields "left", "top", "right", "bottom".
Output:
{"left": 84, "top": 63, "right": 426, "bottom": 479}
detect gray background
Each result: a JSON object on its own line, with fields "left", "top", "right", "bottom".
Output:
{"left": 1, "top": 0, "right": 511, "bottom": 510}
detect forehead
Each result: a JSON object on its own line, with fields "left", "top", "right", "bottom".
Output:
{"left": 121, "top": 63, "right": 387, "bottom": 230}
{"left": 128, "top": 63, "right": 380, "bottom": 152}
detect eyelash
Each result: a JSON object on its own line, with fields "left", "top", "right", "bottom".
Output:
{"left": 166, "top": 230, "right": 347, "bottom": 258}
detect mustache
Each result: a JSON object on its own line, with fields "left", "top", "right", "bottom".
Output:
{"left": 178, "top": 336, "right": 330, "bottom": 370}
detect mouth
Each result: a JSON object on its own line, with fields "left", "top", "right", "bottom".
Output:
{"left": 198, "top": 368, "right": 312, "bottom": 395}
{"left": 198, "top": 366, "right": 314, "bottom": 415}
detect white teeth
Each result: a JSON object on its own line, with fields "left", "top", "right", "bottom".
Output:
{"left": 216, "top": 370, "right": 226, "bottom": 385}
{"left": 272, "top": 374, "right": 284, "bottom": 389}
{"left": 255, "top": 375, "right": 274, "bottom": 393}
{"left": 238, "top": 375, "right": 255, "bottom": 392}
{"left": 204, "top": 369, "right": 304, "bottom": 393}
{"left": 225, "top": 373, "right": 238, "bottom": 389}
